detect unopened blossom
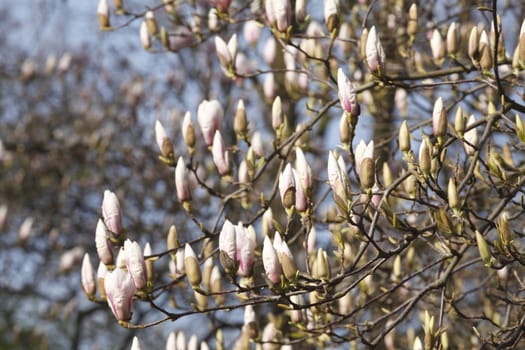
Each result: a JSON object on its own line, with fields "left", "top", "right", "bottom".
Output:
{"left": 273, "top": 233, "right": 297, "bottom": 280}
{"left": 432, "top": 97, "right": 447, "bottom": 139}
{"left": 464, "top": 114, "right": 478, "bottom": 156}
{"left": 295, "top": 0, "right": 307, "bottom": 23}
{"left": 355, "top": 140, "right": 374, "bottom": 176}
{"left": 243, "top": 20, "right": 261, "bottom": 46}
{"left": 215, "top": 34, "right": 238, "bottom": 73}
{"left": 18, "top": 216, "right": 34, "bottom": 242}
{"left": 272, "top": 96, "right": 283, "bottom": 130}
{"left": 102, "top": 190, "right": 122, "bottom": 236}
{"left": 479, "top": 29, "right": 492, "bottom": 70}
{"left": 175, "top": 157, "right": 192, "bottom": 202}
{"left": 104, "top": 267, "right": 136, "bottom": 321}
{"left": 95, "top": 218, "right": 114, "bottom": 265}
{"left": 145, "top": 10, "right": 158, "bottom": 36}
{"left": 263, "top": 37, "right": 277, "bottom": 65}
{"left": 430, "top": 29, "right": 445, "bottom": 62}
{"left": 262, "top": 208, "right": 273, "bottom": 237}
{"left": 197, "top": 99, "right": 223, "bottom": 146}
{"left": 279, "top": 163, "right": 296, "bottom": 210}
{"left": 219, "top": 220, "right": 237, "bottom": 273}
{"left": 184, "top": 243, "right": 202, "bottom": 287}
{"left": 81, "top": 253, "right": 96, "bottom": 297}
{"left": 447, "top": 22, "right": 458, "bottom": 56}
{"left": 60, "top": 246, "right": 84, "bottom": 272}
{"left": 337, "top": 68, "right": 360, "bottom": 117}
{"left": 131, "top": 336, "right": 142, "bottom": 350}
{"left": 263, "top": 73, "right": 276, "bottom": 100}
{"left": 235, "top": 223, "right": 255, "bottom": 277}
{"left": 265, "top": 0, "right": 292, "bottom": 33}
{"left": 97, "top": 261, "right": 107, "bottom": 298}
{"left": 261, "top": 321, "right": 278, "bottom": 350}
{"left": 324, "top": 0, "right": 340, "bottom": 33}
{"left": 97, "top": 0, "right": 110, "bottom": 29}
{"left": 124, "top": 239, "right": 147, "bottom": 290}
{"left": 365, "top": 26, "right": 386, "bottom": 75}
{"left": 262, "top": 236, "right": 281, "bottom": 284}
{"left": 176, "top": 332, "right": 186, "bottom": 350}
{"left": 243, "top": 304, "right": 258, "bottom": 339}
{"left": 468, "top": 26, "right": 479, "bottom": 63}
{"left": 327, "top": 151, "right": 349, "bottom": 202}
{"left": 155, "top": 120, "right": 174, "bottom": 159}
{"left": 182, "top": 111, "right": 196, "bottom": 151}
{"left": 212, "top": 130, "right": 230, "bottom": 176}
{"left": 293, "top": 168, "right": 308, "bottom": 212}
{"left": 295, "top": 147, "right": 312, "bottom": 192}
{"left": 140, "top": 21, "right": 151, "bottom": 49}
{"left": 251, "top": 132, "right": 265, "bottom": 157}
{"left": 166, "top": 332, "right": 176, "bottom": 350}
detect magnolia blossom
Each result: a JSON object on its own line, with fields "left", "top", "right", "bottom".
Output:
{"left": 327, "top": 151, "right": 349, "bottom": 202}
{"left": 272, "top": 96, "right": 283, "bottom": 130}
{"left": 124, "top": 239, "right": 147, "bottom": 290}
{"left": 337, "top": 68, "right": 359, "bottom": 117}
{"left": 166, "top": 332, "right": 176, "bottom": 350}
{"left": 104, "top": 267, "right": 136, "bottom": 321}
{"left": 273, "top": 233, "right": 297, "bottom": 280}
{"left": 262, "top": 236, "right": 281, "bottom": 284}
{"left": 182, "top": 111, "right": 195, "bottom": 149}
{"left": 447, "top": 22, "right": 458, "bottom": 55}
{"left": 251, "top": 132, "right": 265, "bottom": 157}
{"left": 464, "top": 114, "right": 478, "bottom": 156}
{"left": 430, "top": 29, "right": 445, "bottom": 61}
{"left": 219, "top": 220, "right": 237, "bottom": 272}
{"left": 102, "top": 190, "right": 122, "bottom": 235}
{"left": 18, "top": 216, "right": 34, "bottom": 242}
{"left": 130, "top": 336, "right": 142, "bottom": 350}
{"left": 212, "top": 130, "right": 230, "bottom": 176}
{"left": 235, "top": 223, "right": 255, "bottom": 277}
{"left": 432, "top": 97, "right": 447, "bottom": 138}
{"left": 263, "top": 73, "right": 276, "bottom": 99}
{"left": 215, "top": 34, "right": 238, "bottom": 71}
{"left": 279, "top": 163, "right": 296, "bottom": 210}
{"left": 355, "top": 140, "right": 374, "bottom": 176}
{"left": 175, "top": 157, "right": 191, "bottom": 202}
{"left": 81, "top": 253, "right": 96, "bottom": 296}
{"left": 97, "top": 0, "right": 109, "bottom": 28}
{"left": 243, "top": 20, "right": 261, "bottom": 45}
{"left": 293, "top": 168, "right": 308, "bottom": 212}
{"left": 155, "top": 120, "right": 173, "bottom": 158}
{"left": 197, "top": 99, "right": 223, "bottom": 146}
{"left": 95, "top": 218, "right": 114, "bottom": 265}
{"left": 263, "top": 37, "right": 277, "bottom": 65}
{"left": 140, "top": 21, "right": 150, "bottom": 49}
{"left": 365, "top": 26, "right": 386, "bottom": 74}
{"left": 324, "top": 0, "right": 340, "bottom": 32}
{"left": 265, "top": 0, "right": 291, "bottom": 33}
{"left": 295, "top": 147, "right": 312, "bottom": 192}
{"left": 295, "top": 0, "right": 307, "bottom": 23}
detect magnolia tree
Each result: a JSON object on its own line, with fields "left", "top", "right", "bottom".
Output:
{"left": 83, "top": 0, "right": 525, "bottom": 348}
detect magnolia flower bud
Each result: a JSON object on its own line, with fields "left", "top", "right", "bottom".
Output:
{"left": 167, "top": 224, "right": 179, "bottom": 253}
{"left": 272, "top": 96, "right": 283, "bottom": 131}
{"left": 279, "top": 163, "right": 296, "bottom": 211}
{"left": 262, "top": 236, "right": 281, "bottom": 284}
{"left": 324, "top": 0, "right": 340, "bottom": 34}
{"left": 124, "top": 239, "right": 147, "bottom": 290}
{"left": 97, "top": 261, "right": 107, "bottom": 298}
{"left": 182, "top": 111, "right": 196, "bottom": 152}
{"left": 212, "top": 130, "right": 230, "bottom": 176}
{"left": 197, "top": 99, "right": 224, "bottom": 146}
{"left": 98, "top": 0, "right": 110, "bottom": 29}
{"left": 463, "top": 114, "right": 478, "bottom": 156}
{"left": 262, "top": 208, "right": 273, "bottom": 237}
{"left": 407, "top": 3, "right": 418, "bottom": 37}
{"left": 95, "top": 219, "right": 114, "bottom": 265}
{"left": 234, "top": 100, "right": 248, "bottom": 139}
{"left": 355, "top": 140, "right": 374, "bottom": 176}
{"left": 210, "top": 265, "right": 224, "bottom": 305}
{"left": 447, "top": 178, "right": 460, "bottom": 212}
{"left": 184, "top": 243, "right": 202, "bottom": 287}
{"left": 81, "top": 253, "right": 96, "bottom": 297}
{"left": 327, "top": 151, "right": 349, "bottom": 203}
{"left": 479, "top": 30, "right": 492, "bottom": 70}
{"left": 215, "top": 34, "right": 238, "bottom": 76}
{"left": 365, "top": 26, "right": 386, "bottom": 75}
{"left": 516, "top": 114, "right": 525, "bottom": 143}
{"left": 419, "top": 138, "right": 431, "bottom": 176}
{"left": 143, "top": 242, "right": 154, "bottom": 285}
{"left": 251, "top": 132, "right": 265, "bottom": 157}
{"left": 446, "top": 22, "right": 458, "bottom": 56}
{"left": 219, "top": 220, "right": 237, "bottom": 273}
{"left": 263, "top": 73, "right": 276, "bottom": 100}
{"left": 243, "top": 21, "right": 261, "bottom": 46}
{"left": 295, "top": 0, "right": 307, "bottom": 24}
{"left": 454, "top": 107, "right": 465, "bottom": 137}
{"left": 102, "top": 190, "right": 122, "bottom": 236}
{"left": 273, "top": 233, "right": 297, "bottom": 280}
{"left": 496, "top": 212, "right": 513, "bottom": 246}
{"left": 430, "top": 29, "right": 445, "bottom": 63}
{"left": 295, "top": 147, "right": 312, "bottom": 193}
{"left": 243, "top": 305, "right": 259, "bottom": 339}
{"left": 175, "top": 157, "right": 192, "bottom": 202}
{"left": 145, "top": 10, "right": 158, "bottom": 35}
{"left": 208, "top": 8, "right": 219, "bottom": 32}
{"left": 265, "top": 0, "right": 292, "bottom": 34}
{"left": 18, "top": 216, "right": 33, "bottom": 243}
{"left": 359, "top": 157, "right": 375, "bottom": 190}
{"left": 339, "top": 114, "right": 351, "bottom": 145}
{"left": 131, "top": 336, "right": 142, "bottom": 350}
{"left": 432, "top": 97, "right": 447, "bottom": 140}
{"left": 140, "top": 21, "right": 151, "bottom": 50}
{"left": 104, "top": 268, "right": 136, "bottom": 321}
{"left": 337, "top": 68, "right": 360, "bottom": 117}
{"left": 399, "top": 120, "right": 411, "bottom": 153}
{"left": 312, "top": 248, "right": 330, "bottom": 279}
{"left": 155, "top": 120, "right": 174, "bottom": 160}
{"left": 235, "top": 223, "right": 255, "bottom": 277}
{"left": 468, "top": 26, "right": 479, "bottom": 64}
{"left": 476, "top": 231, "right": 494, "bottom": 267}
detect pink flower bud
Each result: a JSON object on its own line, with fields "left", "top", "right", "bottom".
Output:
{"left": 97, "top": 261, "right": 107, "bottom": 298}
{"left": 215, "top": 34, "right": 237, "bottom": 70}
{"left": 124, "top": 239, "right": 148, "bottom": 290}
{"left": 464, "top": 114, "right": 478, "bottom": 156}
{"left": 324, "top": 0, "right": 340, "bottom": 33}
{"left": 131, "top": 336, "right": 142, "bottom": 350}
{"left": 198, "top": 100, "right": 224, "bottom": 146}
{"left": 337, "top": 68, "right": 360, "bottom": 117}
{"left": 235, "top": 223, "right": 255, "bottom": 277}
{"left": 81, "top": 253, "right": 96, "bottom": 297}
{"left": 263, "top": 73, "right": 276, "bottom": 100}
{"left": 18, "top": 216, "right": 34, "bottom": 242}
{"left": 182, "top": 111, "right": 196, "bottom": 150}
{"left": 175, "top": 157, "right": 192, "bottom": 202}
{"left": 272, "top": 96, "right": 283, "bottom": 130}
{"left": 327, "top": 151, "right": 349, "bottom": 202}
{"left": 430, "top": 29, "right": 445, "bottom": 62}
{"left": 262, "top": 236, "right": 281, "bottom": 284}
{"left": 432, "top": 97, "right": 447, "bottom": 139}
{"left": 265, "top": 0, "right": 291, "bottom": 33}
{"left": 295, "top": 147, "right": 311, "bottom": 191}
{"left": 212, "top": 130, "right": 230, "bottom": 176}
{"left": 263, "top": 37, "right": 277, "bottom": 65}
{"left": 293, "top": 168, "right": 308, "bottom": 212}
{"left": 279, "top": 163, "right": 296, "bottom": 210}
{"left": 251, "top": 132, "right": 265, "bottom": 157}
{"left": 219, "top": 220, "right": 237, "bottom": 273}
{"left": 365, "top": 26, "right": 386, "bottom": 75}
{"left": 184, "top": 243, "right": 202, "bottom": 287}
{"left": 243, "top": 20, "right": 261, "bottom": 46}
{"left": 97, "top": 0, "right": 110, "bottom": 29}
{"left": 95, "top": 218, "right": 114, "bottom": 265}
{"left": 104, "top": 267, "right": 136, "bottom": 321}
{"left": 60, "top": 246, "right": 84, "bottom": 272}
{"left": 166, "top": 332, "right": 176, "bottom": 350}
{"left": 102, "top": 190, "right": 122, "bottom": 236}
{"left": 355, "top": 140, "right": 374, "bottom": 176}
{"left": 273, "top": 233, "right": 297, "bottom": 280}
{"left": 262, "top": 208, "right": 273, "bottom": 237}
{"left": 155, "top": 120, "right": 174, "bottom": 159}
